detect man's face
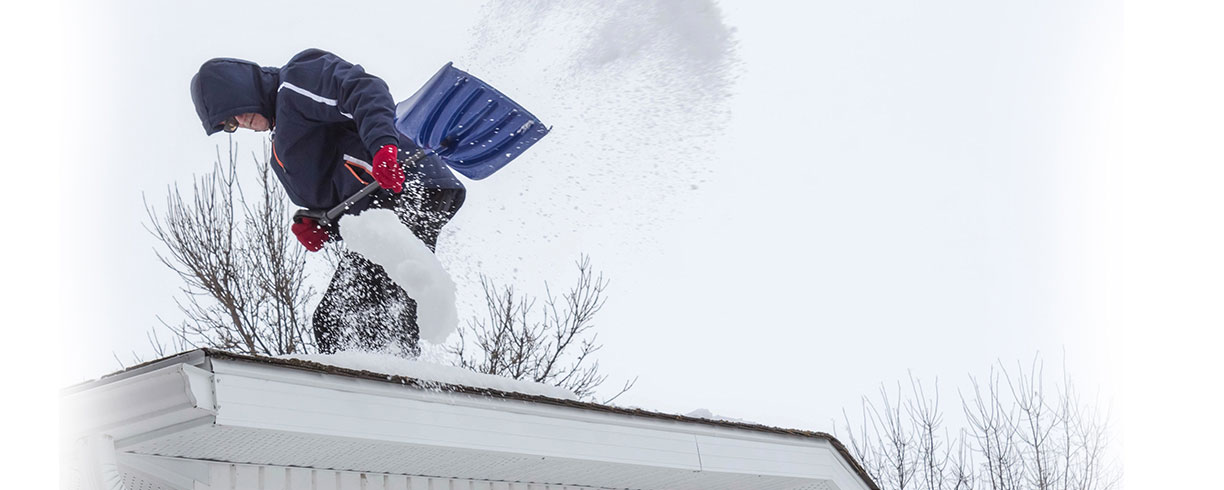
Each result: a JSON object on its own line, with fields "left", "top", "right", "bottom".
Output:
{"left": 228, "top": 113, "right": 271, "bottom": 132}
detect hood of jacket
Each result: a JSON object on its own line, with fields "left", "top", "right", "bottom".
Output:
{"left": 190, "top": 58, "right": 280, "bottom": 135}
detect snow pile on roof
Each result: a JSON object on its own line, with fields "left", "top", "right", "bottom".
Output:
{"left": 282, "top": 350, "right": 578, "bottom": 400}
{"left": 339, "top": 208, "right": 458, "bottom": 344}
{"left": 685, "top": 408, "right": 751, "bottom": 424}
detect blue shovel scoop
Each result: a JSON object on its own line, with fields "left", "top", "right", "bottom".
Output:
{"left": 313, "top": 63, "right": 550, "bottom": 228}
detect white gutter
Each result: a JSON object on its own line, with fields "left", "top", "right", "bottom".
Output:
{"left": 64, "top": 362, "right": 217, "bottom": 490}
{"left": 64, "top": 352, "right": 876, "bottom": 490}
{"left": 196, "top": 358, "right": 858, "bottom": 487}
{"left": 62, "top": 363, "right": 216, "bottom": 444}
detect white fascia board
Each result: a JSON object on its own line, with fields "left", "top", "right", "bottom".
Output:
{"left": 62, "top": 363, "right": 217, "bottom": 443}
{"left": 208, "top": 358, "right": 847, "bottom": 481}
{"left": 694, "top": 433, "right": 839, "bottom": 478}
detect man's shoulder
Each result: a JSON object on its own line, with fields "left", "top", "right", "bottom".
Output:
{"left": 279, "top": 49, "right": 344, "bottom": 94}
{"left": 284, "top": 48, "right": 348, "bottom": 68}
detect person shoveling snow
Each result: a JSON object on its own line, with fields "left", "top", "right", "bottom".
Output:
{"left": 339, "top": 208, "right": 458, "bottom": 344}
{"left": 189, "top": 48, "right": 548, "bottom": 355}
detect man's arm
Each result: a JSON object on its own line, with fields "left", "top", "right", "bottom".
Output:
{"left": 279, "top": 48, "right": 400, "bottom": 156}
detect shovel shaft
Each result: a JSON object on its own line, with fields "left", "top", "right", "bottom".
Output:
{"left": 324, "top": 181, "right": 381, "bottom": 224}
{"left": 322, "top": 148, "right": 432, "bottom": 225}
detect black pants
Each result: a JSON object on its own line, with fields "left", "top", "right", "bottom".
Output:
{"left": 313, "top": 183, "right": 465, "bottom": 356}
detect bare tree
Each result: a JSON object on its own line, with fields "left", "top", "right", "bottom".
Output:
{"left": 873, "top": 382, "right": 917, "bottom": 490}
{"left": 139, "top": 141, "right": 635, "bottom": 402}
{"left": 449, "top": 256, "right": 637, "bottom": 402}
{"left": 909, "top": 376, "right": 949, "bottom": 490}
{"left": 963, "top": 367, "right": 1025, "bottom": 490}
{"left": 143, "top": 139, "right": 317, "bottom": 357}
{"left": 841, "top": 359, "right": 1118, "bottom": 490}
{"left": 949, "top": 430, "right": 977, "bottom": 490}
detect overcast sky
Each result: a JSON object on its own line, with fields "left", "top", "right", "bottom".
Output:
{"left": 54, "top": 0, "right": 1119, "bottom": 427}
{"left": 10, "top": 1, "right": 1221, "bottom": 487}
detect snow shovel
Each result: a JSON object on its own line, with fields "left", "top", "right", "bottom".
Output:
{"left": 307, "top": 63, "right": 550, "bottom": 229}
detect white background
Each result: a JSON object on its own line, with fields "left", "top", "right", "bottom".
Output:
{"left": 2, "top": 1, "right": 1221, "bottom": 488}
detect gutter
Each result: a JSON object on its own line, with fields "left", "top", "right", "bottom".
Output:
{"left": 69, "top": 348, "right": 882, "bottom": 490}
{"left": 201, "top": 349, "right": 882, "bottom": 490}
{"left": 64, "top": 361, "right": 218, "bottom": 490}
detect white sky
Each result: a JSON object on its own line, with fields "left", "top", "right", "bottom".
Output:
{"left": 54, "top": 0, "right": 1121, "bottom": 426}
{"left": 5, "top": 1, "right": 1222, "bottom": 488}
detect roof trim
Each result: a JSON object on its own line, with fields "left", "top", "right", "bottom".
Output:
{"left": 64, "top": 350, "right": 210, "bottom": 394}
{"left": 73, "top": 348, "right": 880, "bottom": 490}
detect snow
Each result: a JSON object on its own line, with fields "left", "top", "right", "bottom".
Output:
{"left": 685, "top": 408, "right": 750, "bottom": 424}
{"left": 283, "top": 350, "right": 578, "bottom": 400}
{"left": 458, "top": 0, "right": 738, "bottom": 211}
{"left": 338, "top": 208, "right": 458, "bottom": 344}
{"left": 442, "top": 0, "right": 741, "bottom": 293}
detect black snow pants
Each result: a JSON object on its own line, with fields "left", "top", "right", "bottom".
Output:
{"left": 312, "top": 181, "right": 465, "bottom": 356}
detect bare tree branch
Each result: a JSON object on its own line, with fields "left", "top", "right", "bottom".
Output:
{"left": 843, "top": 359, "right": 1118, "bottom": 490}
{"left": 140, "top": 139, "right": 318, "bottom": 358}
{"left": 448, "top": 256, "right": 633, "bottom": 401}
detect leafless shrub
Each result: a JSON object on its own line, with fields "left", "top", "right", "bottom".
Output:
{"left": 449, "top": 256, "right": 636, "bottom": 402}
{"left": 143, "top": 139, "right": 317, "bottom": 357}
{"left": 841, "top": 359, "right": 1118, "bottom": 490}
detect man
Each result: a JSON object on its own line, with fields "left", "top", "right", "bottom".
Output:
{"left": 190, "top": 48, "right": 465, "bottom": 356}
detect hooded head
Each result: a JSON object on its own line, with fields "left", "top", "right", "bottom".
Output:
{"left": 190, "top": 58, "right": 280, "bottom": 135}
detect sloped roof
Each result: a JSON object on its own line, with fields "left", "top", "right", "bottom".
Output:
{"left": 70, "top": 348, "right": 880, "bottom": 490}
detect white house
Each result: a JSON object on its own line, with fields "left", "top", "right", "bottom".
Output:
{"left": 62, "top": 349, "right": 879, "bottom": 490}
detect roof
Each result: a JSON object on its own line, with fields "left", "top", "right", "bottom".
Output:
{"left": 64, "top": 348, "right": 880, "bottom": 490}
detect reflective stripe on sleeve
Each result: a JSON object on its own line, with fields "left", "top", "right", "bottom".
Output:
{"left": 278, "top": 82, "right": 354, "bottom": 119}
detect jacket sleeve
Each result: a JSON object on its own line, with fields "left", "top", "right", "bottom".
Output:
{"left": 280, "top": 49, "right": 400, "bottom": 155}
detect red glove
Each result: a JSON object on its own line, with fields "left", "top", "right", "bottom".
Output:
{"left": 291, "top": 217, "right": 329, "bottom": 252}
{"left": 371, "top": 144, "right": 404, "bottom": 193}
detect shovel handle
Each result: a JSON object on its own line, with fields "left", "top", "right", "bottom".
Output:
{"left": 324, "top": 181, "right": 381, "bottom": 224}
{"left": 321, "top": 148, "right": 433, "bottom": 225}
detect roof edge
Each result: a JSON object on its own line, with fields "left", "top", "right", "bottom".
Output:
{"left": 63, "top": 349, "right": 210, "bottom": 394}
{"left": 201, "top": 349, "right": 880, "bottom": 490}
{"left": 68, "top": 348, "right": 881, "bottom": 490}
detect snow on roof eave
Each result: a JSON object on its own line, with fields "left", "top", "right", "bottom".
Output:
{"left": 65, "top": 348, "right": 881, "bottom": 490}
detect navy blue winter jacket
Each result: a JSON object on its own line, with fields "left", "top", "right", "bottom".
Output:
{"left": 190, "top": 49, "right": 463, "bottom": 213}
